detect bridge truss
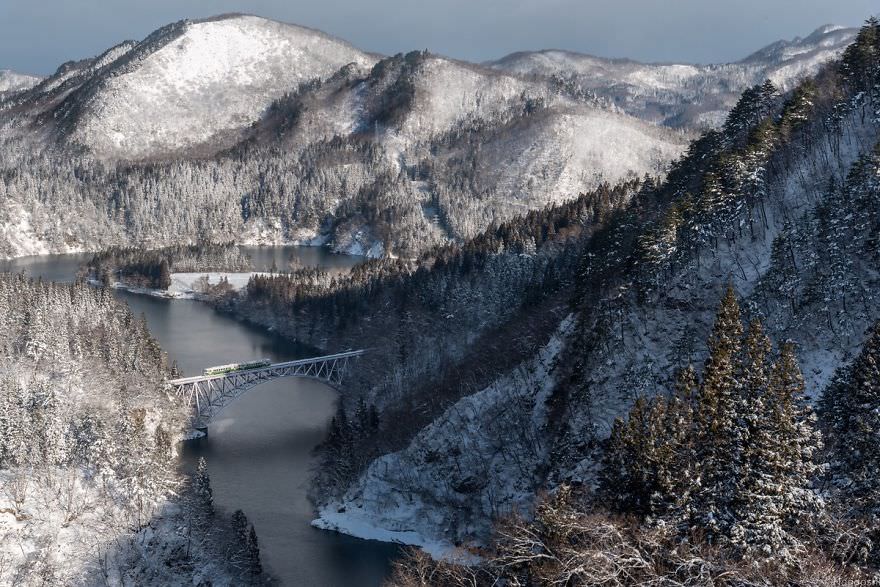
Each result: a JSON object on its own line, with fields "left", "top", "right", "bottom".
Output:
{"left": 167, "top": 350, "right": 365, "bottom": 430}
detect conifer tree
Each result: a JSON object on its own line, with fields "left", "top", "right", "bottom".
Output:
{"left": 690, "top": 285, "right": 745, "bottom": 540}
{"left": 730, "top": 319, "right": 772, "bottom": 542}
{"left": 158, "top": 259, "right": 172, "bottom": 290}
{"left": 823, "top": 321, "right": 880, "bottom": 515}
{"left": 733, "top": 336, "right": 822, "bottom": 557}
{"left": 246, "top": 525, "right": 263, "bottom": 575}
{"left": 194, "top": 457, "right": 214, "bottom": 516}
{"left": 602, "top": 367, "right": 696, "bottom": 521}
{"left": 231, "top": 509, "right": 249, "bottom": 544}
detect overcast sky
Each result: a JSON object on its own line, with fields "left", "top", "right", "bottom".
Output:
{"left": 1, "top": 0, "right": 876, "bottom": 75}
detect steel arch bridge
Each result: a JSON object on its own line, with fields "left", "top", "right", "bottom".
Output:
{"left": 166, "top": 350, "right": 364, "bottom": 431}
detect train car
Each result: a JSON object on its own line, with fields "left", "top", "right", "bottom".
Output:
{"left": 203, "top": 358, "right": 271, "bottom": 376}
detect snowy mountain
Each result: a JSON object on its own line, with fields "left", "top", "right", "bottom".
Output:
{"left": 0, "top": 17, "right": 856, "bottom": 259}
{"left": 487, "top": 24, "right": 857, "bottom": 128}
{"left": 0, "top": 69, "right": 42, "bottom": 94}
{"left": 4, "top": 14, "right": 376, "bottom": 157}
{"left": 0, "top": 17, "right": 686, "bottom": 258}
{"left": 253, "top": 49, "right": 684, "bottom": 226}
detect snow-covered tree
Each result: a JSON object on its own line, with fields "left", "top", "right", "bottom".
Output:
{"left": 822, "top": 321, "right": 880, "bottom": 556}
{"left": 194, "top": 457, "right": 214, "bottom": 516}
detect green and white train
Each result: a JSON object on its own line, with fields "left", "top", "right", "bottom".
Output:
{"left": 203, "top": 359, "right": 272, "bottom": 376}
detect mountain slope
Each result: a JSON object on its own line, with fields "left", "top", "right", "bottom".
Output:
{"left": 487, "top": 24, "right": 857, "bottom": 128}
{"left": 0, "top": 18, "right": 854, "bottom": 259}
{"left": 0, "top": 41, "right": 685, "bottom": 258}
{"left": 301, "top": 22, "right": 880, "bottom": 553}
{"left": 0, "top": 69, "right": 42, "bottom": 94}
{"left": 6, "top": 14, "right": 376, "bottom": 157}
{"left": 260, "top": 50, "right": 685, "bottom": 237}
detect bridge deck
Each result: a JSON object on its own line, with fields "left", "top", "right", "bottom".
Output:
{"left": 166, "top": 349, "right": 365, "bottom": 385}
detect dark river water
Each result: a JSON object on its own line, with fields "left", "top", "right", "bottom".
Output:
{"left": 1, "top": 246, "right": 400, "bottom": 586}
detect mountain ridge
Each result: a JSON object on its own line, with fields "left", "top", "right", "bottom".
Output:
{"left": 487, "top": 24, "right": 857, "bottom": 128}
{"left": 0, "top": 16, "right": 860, "bottom": 260}
{"left": 1, "top": 16, "right": 856, "bottom": 158}
{"left": 488, "top": 24, "right": 855, "bottom": 70}
{"left": 0, "top": 69, "right": 43, "bottom": 94}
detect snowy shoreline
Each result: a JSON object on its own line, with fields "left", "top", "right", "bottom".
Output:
{"left": 0, "top": 230, "right": 384, "bottom": 262}
{"left": 100, "top": 272, "right": 269, "bottom": 300}
{"left": 311, "top": 506, "right": 462, "bottom": 560}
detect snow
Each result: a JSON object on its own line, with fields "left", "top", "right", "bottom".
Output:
{"left": 106, "top": 272, "right": 267, "bottom": 299}
{"left": 0, "top": 70, "right": 42, "bottom": 94}
{"left": 312, "top": 508, "right": 455, "bottom": 559}
{"left": 314, "top": 315, "right": 575, "bottom": 552}
{"left": 0, "top": 205, "right": 89, "bottom": 259}
{"left": 72, "top": 15, "right": 377, "bottom": 157}
{"left": 169, "top": 272, "right": 258, "bottom": 295}
{"left": 401, "top": 57, "right": 533, "bottom": 137}
{"left": 567, "top": 106, "right": 878, "bottom": 451}
{"left": 329, "top": 224, "right": 387, "bottom": 258}
{"left": 476, "top": 106, "right": 682, "bottom": 206}
{"left": 487, "top": 24, "right": 856, "bottom": 128}
{"left": 0, "top": 207, "right": 49, "bottom": 257}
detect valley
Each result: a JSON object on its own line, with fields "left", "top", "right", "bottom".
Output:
{"left": 1, "top": 9, "right": 879, "bottom": 586}
{"left": 0, "top": 247, "right": 399, "bottom": 585}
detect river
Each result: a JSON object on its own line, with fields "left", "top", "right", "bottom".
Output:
{"left": 1, "top": 247, "right": 400, "bottom": 586}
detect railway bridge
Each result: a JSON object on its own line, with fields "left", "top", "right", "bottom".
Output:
{"left": 166, "top": 350, "right": 365, "bottom": 432}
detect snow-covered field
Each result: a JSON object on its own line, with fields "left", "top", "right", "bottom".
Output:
{"left": 107, "top": 272, "right": 267, "bottom": 299}
{"left": 167, "top": 272, "right": 261, "bottom": 297}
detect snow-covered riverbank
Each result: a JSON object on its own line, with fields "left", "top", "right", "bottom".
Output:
{"left": 93, "top": 272, "right": 265, "bottom": 300}
{"left": 311, "top": 317, "right": 573, "bottom": 559}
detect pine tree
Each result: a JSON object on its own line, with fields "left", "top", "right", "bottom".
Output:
{"left": 246, "top": 525, "right": 263, "bottom": 575}
{"left": 231, "top": 509, "right": 249, "bottom": 544}
{"left": 732, "top": 332, "right": 823, "bottom": 558}
{"left": 771, "top": 343, "right": 822, "bottom": 535}
{"left": 601, "top": 367, "right": 695, "bottom": 521}
{"left": 690, "top": 285, "right": 745, "bottom": 540}
{"left": 158, "top": 259, "right": 172, "bottom": 290}
{"left": 368, "top": 403, "right": 380, "bottom": 433}
{"left": 194, "top": 457, "right": 214, "bottom": 516}
{"left": 602, "top": 397, "right": 654, "bottom": 515}
{"left": 730, "top": 319, "right": 772, "bottom": 545}
{"left": 822, "top": 321, "right": 880, "bottom": 520}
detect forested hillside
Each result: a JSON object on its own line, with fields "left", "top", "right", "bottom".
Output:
{"left": 0, "top": 15, "right": 849, "bottom": 260}
{"left": 215, "top": 179, "right": 637, "bottom": 502}
{"left": 488, "top": 24, "right": 857, "bottom": 129}
{"left": 0, "top": 70, "right": 42, "bottom": 95}
{"left": 200, "top": 18, "right": 880, "bottom": 579}
{"left": 373, "top": 17, "right": 880, "bottom": 583}
{"left": 0, "top": 275, "right": 267, "bottom": 584}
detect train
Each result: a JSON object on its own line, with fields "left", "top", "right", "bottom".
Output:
{"left": 203, "top": 359, "right": 272, "bottom": 376}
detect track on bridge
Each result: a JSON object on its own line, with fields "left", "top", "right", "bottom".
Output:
{"left": 167, "top": 350, "right": 365, "bottom": 430}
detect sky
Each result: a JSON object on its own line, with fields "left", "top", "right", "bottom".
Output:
{"left": 1, "top": 0, "right": 876, "bottom": 75}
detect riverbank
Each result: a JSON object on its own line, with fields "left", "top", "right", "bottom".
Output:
{"left": 98, "top": 271, "right": 267, "bottom": 300}
{"left": 2, "top": 249, "right": 399, "bottom": 586}
{"left": 0, "top": 230, "right": 384, "bottom": 263}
